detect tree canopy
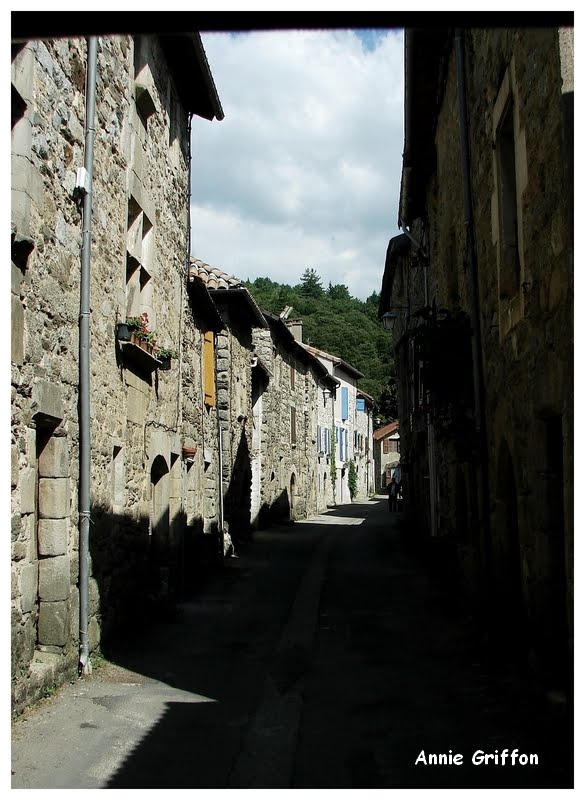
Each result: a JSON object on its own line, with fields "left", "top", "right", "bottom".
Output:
{"left": 300, "top": 267, "right": 324, "bottom": 297}
{"left": 244, "top": 271, "right": 397, "bottom": 421}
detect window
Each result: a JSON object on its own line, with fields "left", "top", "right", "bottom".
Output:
{"left": 341, "top": 387, "right": 349, "bottom": 421}
{"left": 291, "top": 407, "right": 297, "bottom": 444}
{"left": 493, "top": 61, "right": 526, "bottom": 337}
{"left": 496, "top": 98, "right": 520, "bottom": 301}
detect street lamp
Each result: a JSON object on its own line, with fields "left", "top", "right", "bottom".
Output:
{"left": 381, "top": 306, "right": 409, "bottom": 331}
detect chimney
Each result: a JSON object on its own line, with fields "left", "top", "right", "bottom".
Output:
{"left": 286, "top": 319, "right": 303, "bottom": 342}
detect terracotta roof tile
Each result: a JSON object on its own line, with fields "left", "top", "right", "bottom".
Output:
{"left": 373, "top": 420, "right": 400, "bottom": 440}
{"left": 188, "top": 257, "right": 268, "bottom": 328}
{"left": 188, "top": 258, "right": 243, "bottom": 291}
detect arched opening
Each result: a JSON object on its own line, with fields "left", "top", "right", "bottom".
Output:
{"left": 289, "top": 472, "right": 296, "bottom": 520}
{"left": 149, "top": 454, "right": 170, "bottom": 598}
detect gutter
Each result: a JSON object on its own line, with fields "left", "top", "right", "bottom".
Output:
{"left": 78, "top": 36, "right": 98, "bottom": 676}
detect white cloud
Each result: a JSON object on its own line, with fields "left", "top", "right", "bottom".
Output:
{"left": 190, "top": 28, "right": 404, "bottom": 300}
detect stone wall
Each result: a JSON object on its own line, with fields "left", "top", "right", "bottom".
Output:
{"left": 11, "top": 35, "right": 219, "bottom": 711}
{"left": 252, "top": 321, "right": 332, "bottom": 524}
{"left": 394, "top": 27, "right": 573, "bottom": 685}
{"left": 353, "top": 398, "right": 374, "bottom": 499}
{"left": 215, "top": 310, "right": 254, "bottom": 542}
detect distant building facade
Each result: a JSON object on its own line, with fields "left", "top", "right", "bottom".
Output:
{"left": 303, "top": 343, "right": 371, "bottom": 505}
{"left": 373, "top": 420, "right": 400, "bottom": 492}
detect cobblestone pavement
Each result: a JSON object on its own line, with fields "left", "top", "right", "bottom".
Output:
{"left": 11, "top": 498, "right": 573, "bottom": 789}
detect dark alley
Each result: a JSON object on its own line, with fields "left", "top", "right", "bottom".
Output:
{"left": 11, "top": 497, "right": 572, "bottom": 789}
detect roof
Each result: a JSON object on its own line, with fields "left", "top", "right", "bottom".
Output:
{"left": 302, "top": 343, "right": 364, "bottom": 380}
{"left": 262, "top": 311, "right": 337, "bottom": 387}
{"left": 356, "top": 389, "right": 375, "bottom": 406}
{"left": 159, "top": 33, "right": 224, "bottom": 121}
{"left": 189, "top": 258, "right": 267, "bottom": 328}
{"left": 186, "top": 274, "right": 224, "bottom": 332}
{"left": 378, "top": 234, "right": 411, "bottom": 318}
{"left": 373, "top": 420, "right": 400, "bottom": 441}
{"left": 399, "top": 28, "right": 452, "bottom": 227}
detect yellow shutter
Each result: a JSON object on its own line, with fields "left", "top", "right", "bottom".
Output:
{"left": 203, "top": 330, "right": 215, "bottom": 407}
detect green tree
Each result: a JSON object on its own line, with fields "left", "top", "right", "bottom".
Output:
{"left": 330, "top": 426, "right": 337, "bottom": 498}
{"left": 245, "top": 276, "right": 396, "bottom": 418}
{"left": 327, "top": 283, "right": 351, "bottom": 301}
{"left": 348, "top": 459, "right": 358, "bottom": 500}
{"left": 300, "top": 268, "right": 324, "bottom": 298}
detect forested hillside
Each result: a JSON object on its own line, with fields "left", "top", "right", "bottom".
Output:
{"left": 244, "top": 268, "right": 397, "bottom": 421}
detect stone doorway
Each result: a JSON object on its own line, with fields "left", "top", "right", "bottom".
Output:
{"left": 149, "top": 455, "right": 170, "bottom": 598}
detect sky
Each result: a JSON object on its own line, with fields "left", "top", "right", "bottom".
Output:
{"left": 189, "top": 28, "right": 404, "bottom": 301}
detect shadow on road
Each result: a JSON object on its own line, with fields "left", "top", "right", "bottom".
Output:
{"left": 27, "top": 498, "right": 571, "bottom": 789}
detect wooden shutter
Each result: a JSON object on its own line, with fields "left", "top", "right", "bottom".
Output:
{"left": 203, "top": 330, "right": 215, "bottom": 407}
{"left": 341, "top": 386, "right": 349, "bottom": 420}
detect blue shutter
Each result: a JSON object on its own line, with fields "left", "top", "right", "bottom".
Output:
{"left": 345, "top": 428, "right": 348, "bottom": 458}
{"left": 341, "top": 387, "right": 349, "bottom": 420}
{"left": 356, "top": 398, "right": 365, "bottom": 412}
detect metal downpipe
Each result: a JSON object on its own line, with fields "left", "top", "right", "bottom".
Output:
{"left": 78, "top": 36, "right": 97, "bottom": 675}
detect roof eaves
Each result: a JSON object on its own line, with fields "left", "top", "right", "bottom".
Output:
{"left": 187, "top": 274, "right": 224, "bottom": 331}
{"left": 210, "top": 287, "right": 268, "bottom": 329}
{"left": 158, "top": 32, "right": 224, "bottom": 121}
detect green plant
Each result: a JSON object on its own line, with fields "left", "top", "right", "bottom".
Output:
{"left": 90, "top": 648, "right": 109, "bottom": 669}
{"left": 330, "top": 426, "right": 337, "bottom": 493}
{"left": 156, "top": 346, "right": 178, "bottom": 359}
{"left": 348, "top": 459, "right": 358, "bottom": 500}
{"left": 126, "top": 313, "right": 147, "bottom": 331}
{"left": 126, "top": 312, "right": 156, "bottom": 347}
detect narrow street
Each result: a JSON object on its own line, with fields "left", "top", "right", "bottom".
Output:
{"left": 11, "top": 498, "right": 571, "bottom": 789}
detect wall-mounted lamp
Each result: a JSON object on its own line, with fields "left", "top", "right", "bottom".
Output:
{"left": 381, "top": 305, "right": 410, "bottom": 331}
{"left": 322, "top": 387, "right": 332, "bottom": 406}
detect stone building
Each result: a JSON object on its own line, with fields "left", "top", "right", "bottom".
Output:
{"left": 303, "top": 344, "right": 370, "bottom": 505}
{"left": 373, "top": 420, "right": 400, "bottom": 492}
{"left": 186, "top": 262, "right": 342, "bottom": 528}
{"left": 11, "top": 32, "right": 223, "bottom": 712}
{"left": 354, "top": 390, "right": 375, "bottom": 499}
{"left": 259, "top": 313, "right": 339, "bottom": 521}
{"left": 379, "top": 26, "right": 573, "bottom": 693}
{"left": 188, "top": 259, "right": 269, "bottom": 545}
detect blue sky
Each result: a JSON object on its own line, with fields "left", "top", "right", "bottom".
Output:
{"left": 190, "top": 28, "right": 405, "bottom": 300}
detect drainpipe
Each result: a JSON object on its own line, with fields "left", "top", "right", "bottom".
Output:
{"left": 78, "top": 36, "right": 97, "bottom": 676}
{"left": 454, "top": 30, "right": 492, "bottom": 607}
{"left": 218, "top": 420, "right": 225, "bottom": 539}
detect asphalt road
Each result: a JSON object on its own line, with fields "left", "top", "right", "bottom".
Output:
{"left": 11, "top": 497, "right": 572, "bottom": 789}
